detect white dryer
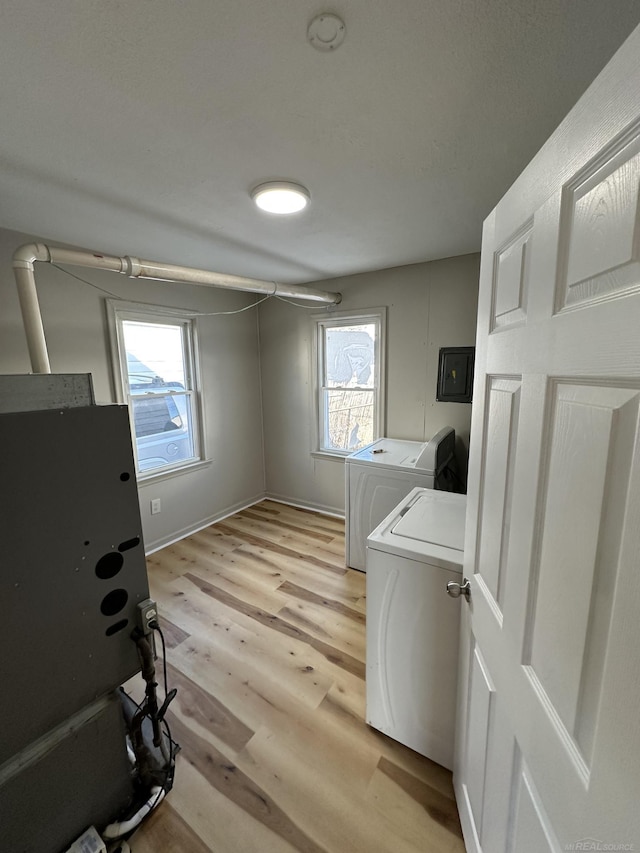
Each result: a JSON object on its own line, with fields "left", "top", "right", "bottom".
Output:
{"left": 366, "top": 486, "right": 466, "bottom": 770}
{"left": 344, "top": 426, "right": 456, "bottom": 571}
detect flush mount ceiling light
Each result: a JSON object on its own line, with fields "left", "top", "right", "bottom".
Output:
{"left": 251, "top": 181, "right": 310, "bottom": 215}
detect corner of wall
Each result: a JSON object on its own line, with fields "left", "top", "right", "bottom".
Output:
{"left": 255, "top": 305, "right": 267, "bottom": 495}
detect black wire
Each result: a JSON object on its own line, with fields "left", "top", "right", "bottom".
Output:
{"left": 150, "top": 622, "right": 177, "bottom": 789}
{"left": 120, "top": 707, "right": 177, "bottom": 844}
{"left": 117, "top": 627, "right": 178, "bottom": 842}
{"left": 152, "top": 622, "right": 177, "bottom": 803}
{"left": 119, "top": 685, "right": 144, "bottom": 713}
{"left": 51, "top": 262, "right": 125, "bottom": 299}
{"left": 163, "top": 717, "right": 175, "bottom": 770}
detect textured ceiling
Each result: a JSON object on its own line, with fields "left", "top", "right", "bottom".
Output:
{"left": 0, "top": 2, "right": 639, "bottom": 284}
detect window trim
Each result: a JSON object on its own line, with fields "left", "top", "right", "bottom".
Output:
{"left": 311, "top": 307, "right": 386, "bottom": 458}
{"left": 107, "top": 299, "right": 206, "bottom": 480}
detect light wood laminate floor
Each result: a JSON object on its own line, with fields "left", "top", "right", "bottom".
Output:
{"left": 129, "top": 500, "right": 465, "bottom": 853}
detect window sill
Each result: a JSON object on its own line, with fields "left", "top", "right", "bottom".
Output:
{"left": 311, "top": 450, "right": 348, "bottom": 462}
{"left": 137, "top": 457, "right": 212, "bottom": 485}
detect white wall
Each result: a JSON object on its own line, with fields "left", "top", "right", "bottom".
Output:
{"left": 0, "top": 227, "right": 265, "bottom": 551}
{"left": 258, "top": 254, "right": 480, "bottom": 514}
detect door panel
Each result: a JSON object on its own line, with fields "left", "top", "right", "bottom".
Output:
{"left": 491, "top": 221, "right": 532, "bottom": 330}
{"left": 557, "top": 121, "right": 640, "bottom": 311}
{"left": 481, "top": 700, "right": 515, "bottom": 853}
{"left": 463, "top": 643, "right": 494, "bottom": 837}
{"left": 509, "top": 759, "right": 560, "bottom": 853}
{"left": 524, "top": 383, "right": 640, "bottom": 760}
{"left": 475, "top": 377, "right": 521, "bottom": 618}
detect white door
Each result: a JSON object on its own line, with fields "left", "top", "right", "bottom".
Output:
{"left": 454, "top": 23, "right": 640, "bottom": 853}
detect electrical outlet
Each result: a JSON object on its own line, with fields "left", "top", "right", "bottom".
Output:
{"left": 150, "top": 498, "right": 161, "bottom": 515}
{"left": 137, "top": 598, "right": 158, "bottom": 635}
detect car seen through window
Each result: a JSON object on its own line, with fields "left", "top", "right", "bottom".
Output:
{"left": 126, "top": 353, "right": 195, "bottom": 472}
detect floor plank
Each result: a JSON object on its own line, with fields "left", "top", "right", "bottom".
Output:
{"left": 128, "top": 799, "right": 212, "bottom": 853}
{"left": 130, "top": 501, "right": 465, "bottom": 853}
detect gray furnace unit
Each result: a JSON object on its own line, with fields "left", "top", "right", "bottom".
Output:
{"left": 0, "top": 374, "right": 151, "bottom": 852}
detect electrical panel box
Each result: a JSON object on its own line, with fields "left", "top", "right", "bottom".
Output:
{"left": 436, "top": 346, "right": 475, "bottom": 403}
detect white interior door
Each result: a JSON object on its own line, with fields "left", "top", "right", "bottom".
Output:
{"left": 454, "top": 23, "right": 640, "bottom": 853}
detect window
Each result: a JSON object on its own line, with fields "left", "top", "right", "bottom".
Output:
{"left": 315, "top": 309, "right": 385, "bottom": 455}
{"left": 109, "top": 302, "right": 203, "bottom": 478}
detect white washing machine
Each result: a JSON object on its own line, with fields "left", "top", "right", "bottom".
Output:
{"left": 344, "top": 426, "right": 455, "bottom": 571}
{"left": 366, "top": 486, "right": 466, "bottom": 770}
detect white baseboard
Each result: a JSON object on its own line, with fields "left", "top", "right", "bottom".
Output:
{"left": 144, "top": 491, "right": 345, "bottom": 554}
{"left": 144, "top": 492, "right": 266, "bottom": 555}
{"left": 264, "top": 492, "right": 345, "bottom": 519}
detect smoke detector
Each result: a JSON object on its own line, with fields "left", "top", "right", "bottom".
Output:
{"left": 307, "top": 14, "right": 346, "bottom": 52}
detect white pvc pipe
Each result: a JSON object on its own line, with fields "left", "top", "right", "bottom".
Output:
{"left": 125, "top": 256, "right": 337, "bottom": 303}
{"left": 14, "top": 265, "right": 51, "bottom": 374}
{"left": 48, "top": 246, "right": 129, "bottom": 274}
{"left": 12, "top": 242, "right": 341, "bottom": 374}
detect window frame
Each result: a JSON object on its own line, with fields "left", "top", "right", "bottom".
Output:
{"left": 107, "top": 300, "right": 206, "bottom": 481}
{"left": 312, "top": 307, "right": 386, "bottom": 458}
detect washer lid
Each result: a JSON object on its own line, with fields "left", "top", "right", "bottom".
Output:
{"left": 367, "top": 487, "right": 466, "bottom": 569}
{"left": 391, "top": 490, "right": 466, "bottom": 551}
